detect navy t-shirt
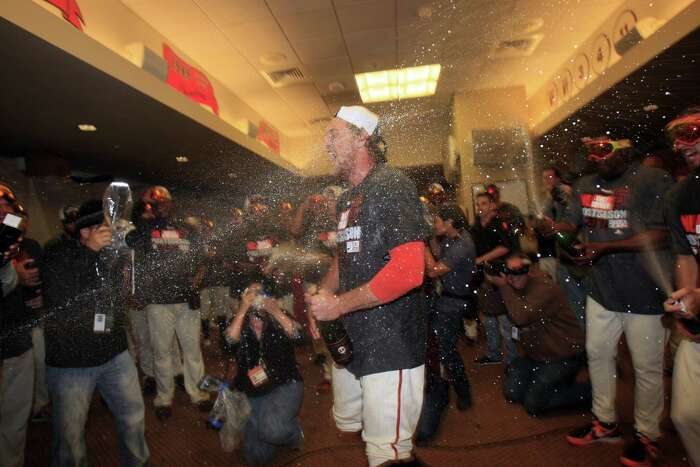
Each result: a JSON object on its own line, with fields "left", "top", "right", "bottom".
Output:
{"left": 438, "top": 232, "right": 476, "bottom": 297}
{"left": 335, "top": 165, "right": 431, "bottom": 377}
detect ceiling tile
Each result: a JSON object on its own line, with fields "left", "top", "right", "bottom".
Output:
{"left": 344, "top": 28, "right": 395, "bottom": 56}
{"left": 351, "top": 53, "right": 398, "bottom": 74}
{"left": 276, "top": 9, "right": 342, "bottom": 43}
{"left": 267, "top": 0, "right": 332, "bottom": 15}
{"left": 304, "top": 57, "right": 353, "bottom": 77}
{"left": 221, "top": 20, "right": 300, "bottom": 71}
{"left": 195, "top": 0, "right": 272, "bottom": 26}
{"left": 315, "top": 76, "right": 356, "bottom": 96}
{"left": 336, "top": 0, "right": 395, "bottom": 33}
{"left": 294, "top": 35, "right": 347, "bottom": 63}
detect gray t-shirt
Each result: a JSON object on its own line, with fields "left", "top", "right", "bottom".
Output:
{"left": 438, "top": 232, "right": 476, "bottom": 297}
{"left": 336, "top": 164, "right": 431, "bottom": 377}
{"left": 562, "top": 163, "right": 673, "bottom": 314}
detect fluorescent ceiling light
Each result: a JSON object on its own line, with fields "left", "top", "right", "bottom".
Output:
{"left": 78, "top": 124, "right": 97, "bottom": 132}
{"left": 175, "top": 156, "right": 189, "bottom": 163}
{"left": 355, "top": 64, "right": 441, "bottom": 103}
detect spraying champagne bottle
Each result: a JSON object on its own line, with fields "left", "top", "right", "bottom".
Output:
{"left": 308, "top": 285, "right": 353, "bottom": 365}
{"left": 554, "top": 231, "right": 584, "bottom": 258}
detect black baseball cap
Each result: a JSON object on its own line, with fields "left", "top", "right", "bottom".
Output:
{"left": 75, "top": 200, "right": 104, "bottom": 230}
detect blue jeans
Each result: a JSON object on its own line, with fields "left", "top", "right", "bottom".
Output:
{"left": 431, "top": 299, "right": 471, "bottom": 399}
{"left": 557, "top": 265, "right": 587, "bottom": 329}
{"left": 503, "top": 354, "right": 591, "bottom": 415}
{"left": 243, "top": 380, "right": 304, "bottom": 465}
{"left": 484, "top": 314, "right": 517, "bottom": 365}
{"left": 47, "top": 350, "right": 149, "bottom": 467}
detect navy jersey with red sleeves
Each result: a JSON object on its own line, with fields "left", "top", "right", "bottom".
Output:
{"left": 335, "top": 164, "right": 431, "bottom": 378}
{"left": 563, "top": 163, "right": 674, "bottom": 314}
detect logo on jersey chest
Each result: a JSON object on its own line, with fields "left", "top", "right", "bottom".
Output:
{"left": 680, "top": 213, "right": 700, "bottom": 255}
{"left": 580, "top": 188, "right": 630, "bottom": 232}
{"left": 337, "top": 193, "right": 364, "bottom": 254}
{"left": 151, "top": 229, "right": 190, "bottom": 252}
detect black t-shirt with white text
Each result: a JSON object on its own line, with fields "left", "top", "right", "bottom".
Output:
{"left": 665, "top": 169, "right": 700, "bottom": 261}
{"left": 335, "top": 165, "right": 431, "bottom": 377}
{"left": 128, "top": 218, "right": 201, "bottom": 305}
{"left": 563, "top": 163, "right": 673, "bottom": 314}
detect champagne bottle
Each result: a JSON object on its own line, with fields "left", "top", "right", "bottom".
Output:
{"left": 319, "top": 319, "right": 353, "bottom": 366}
{"left": 554, "top": 231, "right": 584, "bottom": 257}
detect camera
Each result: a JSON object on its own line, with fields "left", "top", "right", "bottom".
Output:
{"left": 0, "top": 213, "right": 23, "bottom": 256}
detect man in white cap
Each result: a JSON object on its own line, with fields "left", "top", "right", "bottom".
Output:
{"left": 307, "top": 106, "right": 430, "bottom": 466}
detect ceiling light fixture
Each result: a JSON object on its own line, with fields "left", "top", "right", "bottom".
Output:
{"left": 355, "top": 64, "right": 441, "bottom": 104}
{"left": 78, "top": 124, "right": 97, "bottom": 132}
{"left": 175, "top": 156, "right": 189, "bottom": 163}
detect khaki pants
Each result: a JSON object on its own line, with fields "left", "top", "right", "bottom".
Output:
{"left": 0, "top": 349, "right": 34, "bottom": 467}
{"left": 332, "top": 365, "right": 424, "bottom": 467}
{"left": 200, "top": 286, "right": 233, "bottom": 321}
{"left": 586, "top": 296, "right": 665, "bottom": 440}
{"left": 127, "top": 308, "right": 183, "bottom": 379}
{"left": 31, "top": 326, "right": 49, "bottom": 413}
{"left": 671, "top": 340, "right": 700, "bottom": 466}
{"left": 146, "top": 304, "right": 209, "bottom": 406}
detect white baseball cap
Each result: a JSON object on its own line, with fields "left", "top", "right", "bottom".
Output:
{"left": 336, "top": 106, "right": 379, "bottom": 135}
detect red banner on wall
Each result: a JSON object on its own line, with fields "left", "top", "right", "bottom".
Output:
{"left": 45, "top": 0, "right": 85, "bottom": 31}
{"left": 162, "top": 44, "right": 219, "bottom": 116}
{"left": 257, "top": 120, "right": 280, "bottom": 154}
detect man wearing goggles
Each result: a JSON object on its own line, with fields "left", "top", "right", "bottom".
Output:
{"left": 556, "top": 133, "right": 673, "bottom": 466}
{"left": 484, "top": 253, "right": 589, "bottom": 416}
{"left": 663, "top": 106, "right": 700, "bottom": 467}
{"left": 583, "top": 137, "right": 632, "bottom": 162}
{"left": 665, "top": 111, "right": 700, "bottom": 159}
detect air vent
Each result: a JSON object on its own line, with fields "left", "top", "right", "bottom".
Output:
{"left": 489, "top": 34, "right": 543, "bottom": 59}
{"left": 262, "top": 67, "right": 308, "bottom": 87}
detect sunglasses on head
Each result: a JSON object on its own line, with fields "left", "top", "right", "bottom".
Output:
{"left": 584, "top": 139, "right": 631, "bottom": 161}
{"left": 665, "top": 114, "right": 700, "bottom": 149}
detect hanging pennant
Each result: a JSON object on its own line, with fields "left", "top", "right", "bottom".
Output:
{"left": 162, "top": 44, "right": 220, "bottom": 116}
{"left": 45, "top": 0, "right": 85, "bottom": 31}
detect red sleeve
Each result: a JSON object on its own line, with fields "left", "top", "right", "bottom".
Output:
{"left": 368, "top": 241, "right": 425, "bottom": 303}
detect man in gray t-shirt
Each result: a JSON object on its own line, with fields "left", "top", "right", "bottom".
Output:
{"left": 558, "top": 135, "right": 672, "bottom": 466}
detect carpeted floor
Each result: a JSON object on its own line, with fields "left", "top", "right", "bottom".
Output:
{"left": 25, "top": 333, "right": 691, "bottom": 466}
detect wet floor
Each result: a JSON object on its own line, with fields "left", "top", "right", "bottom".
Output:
{"left": 25, "top": 331, "right": 690, "bottom": 466}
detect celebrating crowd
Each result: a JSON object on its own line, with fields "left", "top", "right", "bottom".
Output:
{"left": 0, "top": 104, "right": 699, "bottom": 467}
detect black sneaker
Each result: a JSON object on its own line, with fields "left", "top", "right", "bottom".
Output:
{"left": 473, "top": 355, "right": 502, "bottom": 366}
{"left": 175, "top": 374, "right": 186, "bottom": 391}
{"left": 155, "top": 406, "right": 172, "bottom": 421}
{"left": 456, "top": 388, "right": 472, "bottom": 411}
{"left": 196, "top": 400, "right": 214, "bottom": 412}
{"left": 620, "top": 432, "right": 659, "bottom": 467}
{"left": 566, "top": 420, "right": 622, "bottom": 447}
{"left": 142, "top": 376, "right": 157, "bottom": 397}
